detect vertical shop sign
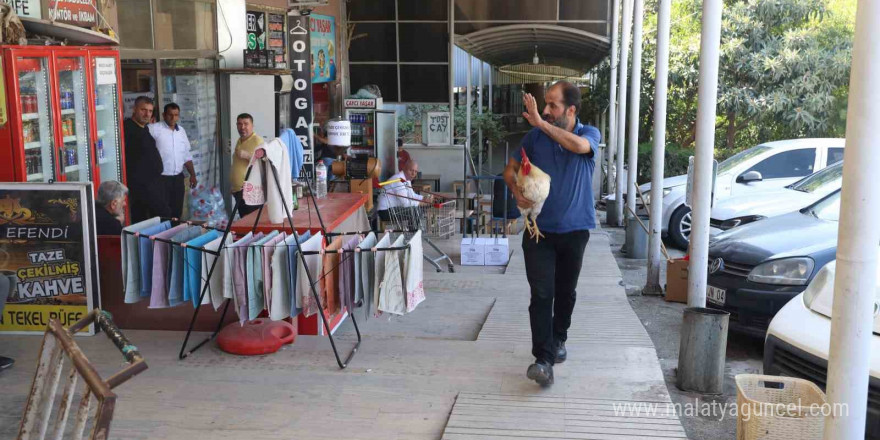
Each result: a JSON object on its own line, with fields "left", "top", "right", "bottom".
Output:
{"left": 309, "top": 14, "right": 336, "bottom": 83}
{"left": 268, "top": 13, "right": 287, "bottom": 69}
{"left": 0, "top": 183, "right": 99, "bottom": 335}
{"left": 246, "top": 10, "right": 267, "bottom": 50}
{"left": 48, "top": 0, "right": 98, "bottom": 27}
{"left": 289, "top": 16, "right": 314, "bottom": 180}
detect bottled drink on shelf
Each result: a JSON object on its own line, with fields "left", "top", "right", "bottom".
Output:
{"left": 315, "top": 161, "right": 328, "bottom": 199}
{"left": 97, "top": 139, "right": 105, "bottom": 159}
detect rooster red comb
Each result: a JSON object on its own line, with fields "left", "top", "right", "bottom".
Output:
{"left": 520, "top": 147, "right": 532, "bottom": 175}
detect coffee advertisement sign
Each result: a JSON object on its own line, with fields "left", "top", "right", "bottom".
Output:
{"left": 0, "top": 183, "right": 99, "bottom": 334}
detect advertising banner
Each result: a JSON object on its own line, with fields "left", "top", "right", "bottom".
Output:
{"left": 309, "top": 14, "right": 336, "bottom": 84}
{"left": 246, "top": 10, "right": 267, "bottom": 50}
{"left": 289, "top": 15, "right": 314, "bottom": 181}
{"left": 0, "top": 183, "right": 99, "bottom": 334}
{"left": 48, "top": 0, "right": 98, "bottom": 27}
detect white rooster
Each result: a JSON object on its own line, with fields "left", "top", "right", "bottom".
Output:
{"left": 515, "top": 147, "right": 551, "bottom": 242}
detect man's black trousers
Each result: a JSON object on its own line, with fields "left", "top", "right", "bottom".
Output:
{"left": 160, "top": 174, "right": 185, "bottom": 219}
{"left": 522, "top": 229, "right": 590, "bottom": 364}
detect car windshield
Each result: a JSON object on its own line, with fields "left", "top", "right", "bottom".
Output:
{"left": 804, "top": 190, "right": 841, "bottom": 222}
{"left": 788, "top": 161, "right": 844, "bottom": 193}
{"left": 717, "top": 145, "right": 772, "bottom": 174}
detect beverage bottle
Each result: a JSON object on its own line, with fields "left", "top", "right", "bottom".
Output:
{"left": 315, "top": 161, "right": 328, "bottom": 199}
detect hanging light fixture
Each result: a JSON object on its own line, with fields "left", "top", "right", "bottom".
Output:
{"left": 532, "top": 45, "right": 540, "bottom": 65}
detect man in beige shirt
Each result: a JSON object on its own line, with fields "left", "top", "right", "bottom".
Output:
{"left": 231, "top": 113, "right": 264, "bottom": 218}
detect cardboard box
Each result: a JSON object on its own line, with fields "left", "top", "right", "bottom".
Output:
{"left": 483, "top": 237, "right": 510, "bottom": 266}
{"left": 665, "top": 258, "right": 689, "bottom": 303}
{"left": 460, "top": 237, "right": 484, "bottom": 266}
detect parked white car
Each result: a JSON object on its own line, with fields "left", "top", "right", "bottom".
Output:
{"left": 709, "top": 160, "right": 843, "bottom": 233}
{"left": 607, "top": 138, "right": 846, "bottom": 248}
{"left": 765, "top": 259, "right": 880, "bottom": 437}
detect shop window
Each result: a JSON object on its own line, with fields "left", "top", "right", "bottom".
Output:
{"left": 398, "top": 24, "right": 447, "bottom": 63}
{"left": 121, "top": 60, "right": 157, "bottom": 120}
{"left": 398, "top": 1, "right": 448, "bottom": 20}
{"left": 117, "top": 0, "right": 154, "bottom": 49}
{"left": 349, "top": 64, "right": 398, "bottom": 102}
{"left": 348, "top": 23, "right": 397, "bottom": 62}
{"left": 153, "top": 0, "right": 216, "bottom": 51}
{"left": 400, "top": 65, "right": 449, "bottom": 102}
{"left": 348, "top": 0, "right": 395, "bottom": 21}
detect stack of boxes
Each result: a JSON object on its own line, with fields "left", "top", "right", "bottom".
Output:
{"left": 460, "top": 237, "right": 510, "bottom": 266}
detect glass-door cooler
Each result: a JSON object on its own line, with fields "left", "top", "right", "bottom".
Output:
{"left": 344, "top": 108, "right": 397, "bottom": 180}
{"left": 0, "top": 46, "right": 125, "bottom": 188}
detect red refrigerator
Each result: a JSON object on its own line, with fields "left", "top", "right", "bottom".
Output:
{"left": 0, "top": 46, "right": 125, "bottom": 187}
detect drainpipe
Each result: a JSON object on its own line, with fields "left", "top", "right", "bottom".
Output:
{"left": 606, "top": 0, "right": 620, "bottom": 200}
{"left": 625, "top": 0, "right": 644, "bottom": 223}
{"left": 644, "top": 0, "right": 671, "bottom": 294}
{"left": 686, "top": 0, "right": 722, "bottom": 308}
{"left": 824, "top": 2, "right": 880, "bottom": 438}
{"left": 613, "top": 0, "right": 634, "bottom": 227}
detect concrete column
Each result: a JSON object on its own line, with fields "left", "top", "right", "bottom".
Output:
{"left": 489, "top": 66, "right": 494, "bottom": 175}
{"left": 686, "top": 0, "right": 723, "bottom": 307}
{"left": 823, "top": 1, "right": 880, "bottom": 437}
{"left": 606, "top": 0, "right": 620, "bottom": 199}
{"left": 613, "top": 0, "right": 634, "bottom": 227}
{"left": 478, "top": 60, "right": 484, "bottom": 189}
{"left": 625, "top": 0, "right": 644, "bottom": 221}
{"left": 466, "top": 54, "right": 472, "bottom": 187}
{"left": 644, "top": 0, "right": 671, "bottom": 294}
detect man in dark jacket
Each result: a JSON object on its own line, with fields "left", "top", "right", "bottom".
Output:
{"left": 124, "top": 96, "right": 170, "bottom": 222}
{"left": 95, "top": 181, "right": 127, "bottom": 235}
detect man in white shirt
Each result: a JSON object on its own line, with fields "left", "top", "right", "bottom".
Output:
{"left": 148, "top": 102, "right": 197, "bottom": 219}
{"left": 377, "top": 160, "right": 433, "bottom": 222}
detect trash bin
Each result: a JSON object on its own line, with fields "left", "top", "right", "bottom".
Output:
{"left": 606, "top": 199, "right": 622, "bottom": 226}
{"left": 625, "top": 215, "right": 649, "bottom": 259}
{"left": 736, "top": 374, "right": 826, "bottom": 440}
{"left": 676, "top": 307, "right": 730, "bottom": 394}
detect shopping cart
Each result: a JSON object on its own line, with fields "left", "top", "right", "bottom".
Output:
{"left": 378, "top": 178, "right": 456, "bottom": 273}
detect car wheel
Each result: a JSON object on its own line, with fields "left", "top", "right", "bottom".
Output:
{"left": 669, "top": 205, "right": 692, "bottom": 249}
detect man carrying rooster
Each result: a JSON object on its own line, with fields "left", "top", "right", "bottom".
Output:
{"left": 503, "top": 81, "right": 601, "bottom": 386}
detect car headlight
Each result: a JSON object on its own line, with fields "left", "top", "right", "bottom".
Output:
{"left": 641, "top": 188, "right": 673, "bottom": 206}
{"left": 748, "top": 257, "right": 815, "bottom": 285}
{"left": 720, "top": 215, "right": 766, "bottom": 230}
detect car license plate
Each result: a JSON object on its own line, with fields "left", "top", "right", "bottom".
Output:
{"left": 707, "top": 286, "right": 726, "bottom": 305}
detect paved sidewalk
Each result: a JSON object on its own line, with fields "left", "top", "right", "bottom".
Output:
{"left": 0, "top": 231, "right": 686, "bottom": 439}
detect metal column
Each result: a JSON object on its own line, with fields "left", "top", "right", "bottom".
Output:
{"left": 824, "top": 1, "right": 880, "bottom": 437}
{"left": 606, "top": 0, "right": 620, "bottom": 201}
{"left": 645, "top": 0, "right": 671, "bottom": 294}
{"left": 686, "top": 0, "right": 723, "bottom": 308}
{"left": 448, "top": 0, "right": 455, "bottom": 146}
{"left": 626, "top": 0, "right": 644, "bottom": 221}
{"left": 613, "top": 0, "right": 634, "bottom": 227}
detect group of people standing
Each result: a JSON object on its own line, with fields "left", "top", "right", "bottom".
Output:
{"left": 124, "top": 96, "right": 198, "bottom": 223}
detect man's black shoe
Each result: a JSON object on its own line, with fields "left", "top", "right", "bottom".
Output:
{"left": 555, "top": 342, "right": 567, "bottom": 364}
{"left": 0, "top": 356, "right": 14, "bottom": 370}
{"left": 526, "top": 360, "right": 554, "bottom": 386}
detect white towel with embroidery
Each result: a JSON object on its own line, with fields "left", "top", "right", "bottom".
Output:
{"left": 404, "top": 230, "right": 425, "bottom": 313}
{"left": 122, "top": 217, "right": 161, "bottom": 303}
{"left": 270, "top": 239, "right": 290, "bottom": 321}
{"left": 201, "top": 234, "right": 227, "bottom": 310}
{"left": 297, "top": 232, "right": 324, "bottom": 317}
{"left": 242, "top": 138, "right": 294, "bottom": 224}
{"left": 378, "top": 235, "right": 407, "bottom": 316}
{"left": 372, "top": 233, "right": 392, "bottom": 316}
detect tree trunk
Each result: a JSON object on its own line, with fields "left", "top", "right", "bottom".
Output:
{"left": 726, "top": 111, "right": 737, "bottom": 149}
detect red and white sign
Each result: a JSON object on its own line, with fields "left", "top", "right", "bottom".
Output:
{"left": 48, "top": 0, "right": 98, "bottom": 28}
{"left": 344, "top": 98, "right": 381, "bottom": 109}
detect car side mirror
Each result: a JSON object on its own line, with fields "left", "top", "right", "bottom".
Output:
{"left": 736, "top": 171, "right": 763, "bottom": 183}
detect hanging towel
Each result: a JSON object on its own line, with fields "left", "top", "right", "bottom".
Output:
{"left": 270, "top": 236, "right": 291, "bottom": 321}
{"left": 202, "top": 234, "right": 228, "bottom": 310}
{"left": 148, "top": 224, "right": 189, "bottom": 308}
{"left": 184, "top": 230, "right": 221, "bottom": 307}
{"left": 261, "top": 232, "right": 287, "bottom": 318}
{"left": 122, "top": 217, "right": 161, "bottom": 303}
{"left": 223, "top": 232, "right": 253, "bottom": 301}
{"left": 322, "top": 236, "right": 344, "bottom": 315}
{"left": 232, "top": 232, "right": 263, "bottom": 324}
{"left": 242, "top": 138, "right": 294, "bottom": 224}
{"left": 287, "top": 231, "right": 311, "bottom": 316}
{"left": 280, "top": 128, "right": 304, "bottom": 180}
{"left": 340, "top": 236, "right": 360, "bottom": 313}
{"left": 297, "top": 232, "right": 324, "bottom": 317}
{"left": 247, "top": 230, "right": 279, "bottom": 320}
{"left": 372, "top": 233, "right": 392, "bottom": 317}
{"left": 168, "top": 226, "right": 204, "bottom": 308}
{"left": 357, "top": 232, "right": 378, "bottom": 319}
{"left": 404, "top": 231, "right": 426, "bottom": 313}
{"left": 378, "top": 235, "right": 407, "bottom": 315}
{"left": 137, "top": 221, "right": 172, "bottom": 301}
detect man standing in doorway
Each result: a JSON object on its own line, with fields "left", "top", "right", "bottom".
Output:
{"left": 503, "top": 81, "right": 601, "bottom": 386}
{"left": 149, "top": 103, "right": 198, "bottom": 219}
{"left": 124, "top": 96, "right": 169, "bottom": 222}
{"left": 230, "top": 113, "right": 264, "bottom": 218}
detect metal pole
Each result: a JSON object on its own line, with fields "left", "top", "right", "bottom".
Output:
{"left": 824, "top": 1, "right": 880, "bottom": 437}
{"left": 625, "top": 0, "right": 644, "bottom": 222}
{"left": 645, "top": 0, "right": 671, "bottom": 295}
{"left": 606, "top": 0, "right": 619, "bottom": 199}
{"left": 478, "top": 59, "right": 484, "bottom": 191}
{"left": 613, "top": 0, "right": 633, "bottom": 227}
{"left": 489, "top": 66, "right": 494, "bottom": 176}
{"left": 449, "top": 0, "right": 455, "bottom": 146}
{"left": 467, "top": 54, "right": 473, "bottom": 193}
{"left": 686, "top": 0, "right": 722, "bottom": 308}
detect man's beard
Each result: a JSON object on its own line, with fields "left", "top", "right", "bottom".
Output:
{"left": 543, "top": 113, "right": 569, "bottom": 129}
